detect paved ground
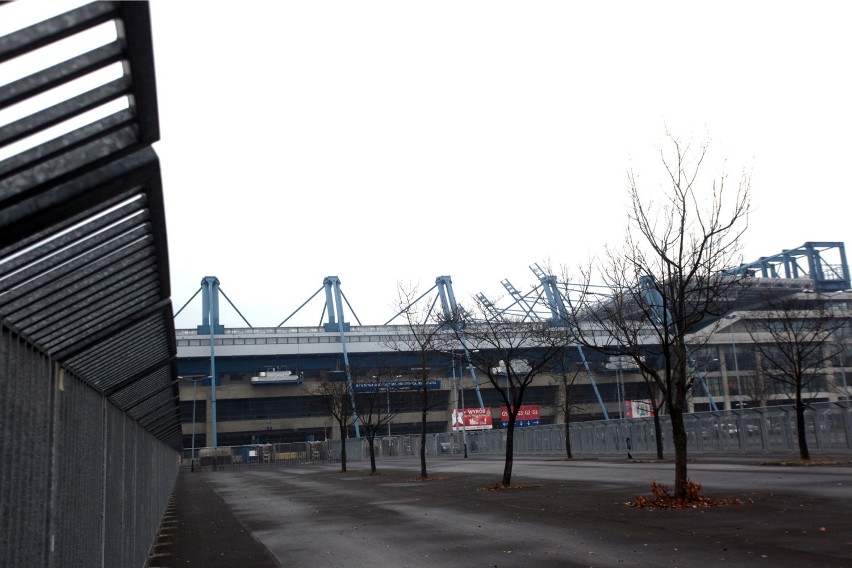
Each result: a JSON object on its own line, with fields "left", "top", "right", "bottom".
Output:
{"left": 148, "top": 453, "right": 852, "bottom": 568}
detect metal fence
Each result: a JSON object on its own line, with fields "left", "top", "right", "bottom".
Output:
{"left": 1, "top": 326, "right": 179, "bottom": 568}
{"left": 187, "top": 402, "right": 852, "bottom": 471}
{"left": 1, "top": 3, "right": 182, "bottom": 567}
{"left": 437, "top": 401, "right": 852, "bottom": 457}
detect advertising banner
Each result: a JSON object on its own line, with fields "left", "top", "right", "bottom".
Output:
{"left": 354, "top": 379, "right": 441, "bottom": 392}
{"left": 626, "top": 400, "right": 654, "bottom": 418}
{"left": 500, "top": 405, "right": 541, "bottom": 428}
{"left": 451, "top": 407, "right": 493, "bottom": 431}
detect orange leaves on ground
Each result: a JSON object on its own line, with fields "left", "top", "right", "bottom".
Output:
{"left": 479, "top": 483, "right": 541, "bottom": 492}
{"left": 630, "top": 480, "right": 741, "bottom": 510}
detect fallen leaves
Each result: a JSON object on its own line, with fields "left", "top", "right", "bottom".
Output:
{"left": 406, "top": 476, "right": 448, "bottom": 483}
{"left": 630, "top": 480, "right": 741, "bottom": 510}
{"left": 478, "top": 483, "right": 541, "bottom": 492}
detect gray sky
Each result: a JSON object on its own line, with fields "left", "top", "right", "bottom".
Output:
{"left": 128, "top": 1, "right": 852, "bottom": 329}
{"left": 5, "top": 1, "right": 851, "bottom": 329}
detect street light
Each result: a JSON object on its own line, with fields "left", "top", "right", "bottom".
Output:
{"left": 729, "top": 317, "right": 744, "bottom": 409}
{"left": 442, "top": 348, "right": 479, "bottom": 456}
{"left": 833, "top": 325, "right": 849, "bottom": 400}
{"left": 615, "top": 364, "right": 624, "bottom": 421}
{"left": 505, "top": 371, "right": 512, "bottom": 425}
{"left": 605, "top": 358, "right": 629, "bottom": 421}
{"left": 179, "top": 375, "right": 210, "bottom": 471}
{"left": 449, "top": 352, "right": 469, "bottom": 458}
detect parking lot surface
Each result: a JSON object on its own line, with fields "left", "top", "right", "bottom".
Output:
{"left": 149, "top": 453, "right": 852, "bottom": 567}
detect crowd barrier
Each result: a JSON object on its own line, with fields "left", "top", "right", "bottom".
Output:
{"left": 183, "top": 401, "right": 852, "bottom": 470}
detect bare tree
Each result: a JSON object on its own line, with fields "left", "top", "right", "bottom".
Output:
{"left": 739, "top": 346, "right": 782, "bottom": 406}
{"left": 570, "top": 132, "right": 750, "bottom": 498}
{"left": 386, "top": 282, "right": 450, "bottom": 479}
{"left": 551, "top": 351, "right": 584, "bottom": 459}
{"left": 742, "top": 293, "right": 848, "bottom": 459}
{"left": 614, "top": 356, "right": 666, "bottom": 460}
{"left": 352, "top": 369, "right": 412, "bottom": 474}
{"left": 563, "top": 264, "right": 668, "bottom": 460}
{"left": 638, "top": 369, "right": 666, "bottom": 460}
{"left": 311, "top": 377, "right": 353, "bottom": 472}
{"left": 449, "top": 306, "right": 568, "bottom": 487}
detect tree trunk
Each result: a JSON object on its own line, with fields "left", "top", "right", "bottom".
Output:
{"left": 339, "top": 421, "right": 347, "bottom": 472}
{"left": 420, "top": 383, "right": 428, "bottom": 479}
{"left": 501, "top": 416, "right": 516, "bottom": 486}
{"left": 564, "top": 420, "right": 572, "bottom": 459}
{"left": 795, "top": 388, "right": 810, "bottom": 460}
{"left": 669, "top": 404, "right": 689, "bottom": 499}
{"left": 564, "top": 406, "right": 574, "bottom": 460}
{"left": 647, "top": 380, "right": 665, "bottom": 459}
{"left": 652, "top": 411, "right": 664, "bottom": 460}
{"left": 670, "top": 347, "right": 690, "bottom": 498}
{"left": 368, "top": 436, "right": 377, "bottom": 473}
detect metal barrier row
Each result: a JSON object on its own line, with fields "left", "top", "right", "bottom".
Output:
{"left": 184, "top": 402, "right": 852, "bottom": 471}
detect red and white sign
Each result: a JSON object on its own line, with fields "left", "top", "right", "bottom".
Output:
{"left": 500, "top": 404, "right": 541, "bottom": 427}
{"left": 626, "top": 400, "right": 654, "bottom": 418}
{"left": 451, "top": 407, "right": 493, "bottom": 431}
{"left": 500, "top": 405, "right": 541, "bottom": 421}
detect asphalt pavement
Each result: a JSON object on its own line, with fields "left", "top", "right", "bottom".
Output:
{"left": 147, "top": 453, "right": 852, "bottom": 568}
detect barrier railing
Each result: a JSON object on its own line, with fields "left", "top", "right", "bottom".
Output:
{"left": 183, "top": 401, "right": 852, "bottom": 470}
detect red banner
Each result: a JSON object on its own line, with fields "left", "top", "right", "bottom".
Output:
{"left": 452, "top": 407, "right": 493, "bottom": 431}
{"left": 500, "top": 405, "right": 541, "bottom": 420}
{"left": 500, "top": 404, "right": 541, "bottom": 427}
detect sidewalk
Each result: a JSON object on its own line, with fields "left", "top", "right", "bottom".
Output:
{"left": 146, "top": 468, "right": 280, "bottom": 568}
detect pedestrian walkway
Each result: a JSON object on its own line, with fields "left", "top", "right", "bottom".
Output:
{"left": 146, "top": 468, "right": 279, "bottom": 567}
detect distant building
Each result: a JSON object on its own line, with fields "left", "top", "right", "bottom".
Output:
{"left": 176, "top": 288, "right": 851, "bottom": 450}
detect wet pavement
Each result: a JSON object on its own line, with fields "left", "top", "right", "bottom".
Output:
{"left": 147, "top": 453, "right": 852, "bottom": 567}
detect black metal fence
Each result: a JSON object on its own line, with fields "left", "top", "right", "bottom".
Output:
{"left": 1, "top": 3, "right": 180, "bottom": 566}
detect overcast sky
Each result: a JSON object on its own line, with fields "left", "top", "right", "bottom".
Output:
{"left": 151, "top": 2, "right": 852, "bottom": 329}
{"left": 7, "top": 2, "right": 851, "bottom": 329}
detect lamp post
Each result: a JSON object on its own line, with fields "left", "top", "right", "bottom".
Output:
{"left": 179, "top": 375, "right": 209, "bottom": 471}
{"left": 833, "top": 326, "right": 849, "bottom": 400}
{"left": 459, "top": 375, "right": 468, "bottom": 458}
{"left": 839, "top": 348, "right": 849, "bottom": 399}
{"left": 730, "top": 317, "right": 744, "bottom": 409}
{"left": 442, "top": 349, "right": 472, "bottom": 457}
{"left": 451, "top": 355, "right": 468, "bottom": 458}
{"left": 615, "top": 363, "right": 624, "bottom": 421}
{"left": 505, "top": 372, "right": 512, "bottom": 426}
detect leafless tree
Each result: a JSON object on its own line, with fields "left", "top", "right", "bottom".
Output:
{"left": 352, "top": 368, "right": 412, "bottom": 474}
{"left": 741, "top": 292, "right": 848, "bottom": 459}
{"left": 618, "top": 360, "right": 666, "bottom": 460}
{"left": 551, "top": 351, "right": 584, "bottom": 459}
{"left": 386, "top": 282, "right": 451, "bottom": 479}
{"left": 310, "top": 377, "right": 353, "bottom": 472}
{"left": 637, "top": 370, "right": 666, "bottom": 459}
{"left": 448, "top": 305, "right": 568, "bottom": 487}
{"left": 568, "top": 132, "right": 751, "bottom": 498}
{"left": 739, "top": 346, "right": 782, "bottom": 406}
{"left": 562, "top": 264, "right": 668, "bottom": 459}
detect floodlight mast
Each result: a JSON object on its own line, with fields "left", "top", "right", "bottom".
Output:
{"left": 198, "top": 276, "right": 225, "bottom": 448}
{"left": 501, "top": 278, "right": 540, "bottom": 320}
{"left": 530, "top": 264, "right": 610, "bottom": 420}
{"left": 323, "top": 276, "right": 360, "bottom": 438}
{"left": 436, "top": 276, "right": 485, "bottom": 408}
